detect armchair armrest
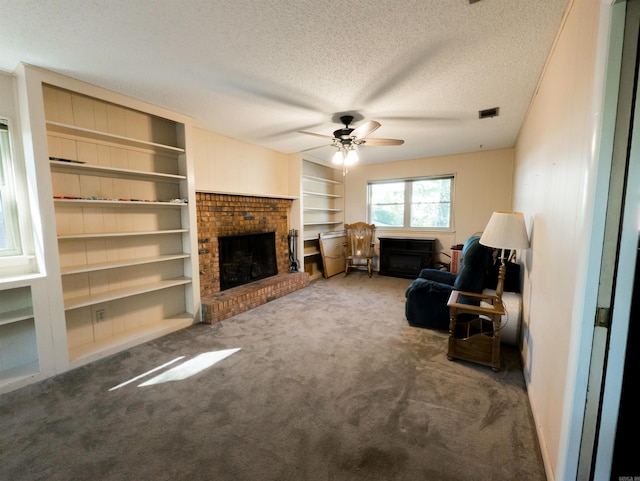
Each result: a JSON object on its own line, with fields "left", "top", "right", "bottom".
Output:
{"left": 418, "top": 268, "right": 456, "bottom": 285}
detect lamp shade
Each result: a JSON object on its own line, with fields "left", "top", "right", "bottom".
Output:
{"left": 479, "top": 211, "right": 530, "bottom": 250}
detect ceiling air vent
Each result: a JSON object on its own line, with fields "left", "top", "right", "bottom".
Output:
{"left": 479, "top": 107, "right": 500, "bottom": 119}
{"left": 469, "top": 0, "right": 482, "bottom": 4}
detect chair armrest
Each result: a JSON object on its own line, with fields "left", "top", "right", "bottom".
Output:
{"left": 417, "top": 268, "right": 456, "bottom": 285}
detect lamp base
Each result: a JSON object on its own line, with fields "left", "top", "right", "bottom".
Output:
{"left": 496, "top": 262, "right": 506, "bottom": 303}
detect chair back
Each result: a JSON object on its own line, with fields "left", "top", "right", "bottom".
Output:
{"left": 344, "top": 222, "right": 376, "bottom": 259}
{"left": 453, "top": 235, "right": 490, "bottom": 293}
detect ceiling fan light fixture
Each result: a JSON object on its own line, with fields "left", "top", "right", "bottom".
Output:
{"left": 332, "top": 149, "right": 345, "bottom": 165}
{"left": 345, "top": 147, "right": 359, "bottom": 165}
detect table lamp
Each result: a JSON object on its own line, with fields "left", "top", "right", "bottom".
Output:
{"left": 479, "top": 211, "right": 530, "bottom": 302}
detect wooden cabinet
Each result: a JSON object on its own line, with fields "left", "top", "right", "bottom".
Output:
{"left": 378, "top": 237, "right": 436, "bottom": 278}
{"left": 41, "top": 82, "right": 198, "bottom": 366}
{"left": 302, "top": 160, "right": 343, "bottom": 279}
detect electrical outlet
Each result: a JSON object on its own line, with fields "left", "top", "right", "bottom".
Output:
{"left": 95, "top": 309, "right": 106, "bottom": 323}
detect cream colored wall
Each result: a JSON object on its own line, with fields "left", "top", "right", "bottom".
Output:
{"left": 192, "top": 126, "right": 290, "bottom": 197}
{"left": 513, "top": 0, "right": 602, "bottom": 479}
{"left": 0, "top": 71, "right": 15, "bottom": 113}
{"left": 344, "top": 148, "right": 514, "bottom": 253}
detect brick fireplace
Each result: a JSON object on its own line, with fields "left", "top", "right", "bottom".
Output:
{"left": 196, "top": 192, "right": 309, "bottom": 323}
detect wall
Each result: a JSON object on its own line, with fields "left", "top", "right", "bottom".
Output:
{"left": 192, "top": 126, "right": 291, "bottom": 197}
{"left": 512, "top": 0, "right": 603, "bottom": 478}
{"left": 0, "top": 72, "right": 16, "bottom": 119}
{"left": 344, "top": 148, "right": 515, "bottom": 253}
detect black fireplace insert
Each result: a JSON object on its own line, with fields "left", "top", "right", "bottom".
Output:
{"left": 219, "top": 232, "right": 278, "bottom": 290}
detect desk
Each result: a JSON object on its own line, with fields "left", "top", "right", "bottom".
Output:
{"left": 447, "top": 290, "right": 505, "bottom": 371}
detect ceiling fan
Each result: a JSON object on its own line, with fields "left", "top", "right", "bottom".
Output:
{"left": 298, "top": 115, "right": 404, "bottom": 165}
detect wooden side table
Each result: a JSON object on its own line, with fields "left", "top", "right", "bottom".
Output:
{"left": 446, "top": 290, "right": 506, "bottom": 371}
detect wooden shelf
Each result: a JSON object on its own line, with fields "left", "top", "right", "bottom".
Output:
{"left": 50, "top": 160, "right": 185, "bottom": 182}
{"left": 64, "top": 277, "right": 191, "bottom": 310}
{"left": 0, "top": 307, "right": 34, "bottom": 327}
{"left": 304, "top": 221, "right": 343, "bottom": 226}
{"left": 303, "top": 175, "right": 342, "bottom": 185}
{"left": 0, "top": 361, "right": 40, "bottom": 385}
{"left": 58, "top": 229, "right": 187, "bottom": 240}
{"left": 303, "top": 191, "right": 342, "bottom": 198}
{"left": 46, "top": 121, "right": 185, "bottom": 155}
{"left": 53, "top": 198, "right": 187, "bottom": 207}
{"left": 61, "top": 254, "right": 190, "bottom": 275}
{"left": 304, "top": 207, "right": 343, "bottom": 212}
{"left": 69, "top": 313, "right": 194, "bottom": 364}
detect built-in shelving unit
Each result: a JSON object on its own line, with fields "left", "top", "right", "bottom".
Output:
{"left": 302, "top": 160, "right": 344, "bottom": 279}
{"left": 0, "top": 287, "right": 39, "bottom": 388}
{"left": 42, "top": 82, "right": 198, "bottom": 366}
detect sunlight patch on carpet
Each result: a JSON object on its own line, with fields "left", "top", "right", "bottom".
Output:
{"left": 109, "top": 356, "right": 186, "bottom": 391}
{"left": 138, "top": 349, "right": 241, "bottom": 387}
{"left": 109, "top": 349, "right": 241, "bottom": 391}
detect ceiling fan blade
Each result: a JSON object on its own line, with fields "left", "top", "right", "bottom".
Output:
{"left": 350, "top": 120, "right": 381, "bottom": 139}
{"left": 300, "top": 143, "right": 332, "bottom": 152}
{"left": 362, "top": 138, "right": 404, "bottom": 146}
{"left": 298, "top": 130, "right": 334, "bottom": 140}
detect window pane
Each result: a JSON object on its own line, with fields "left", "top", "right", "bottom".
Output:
{"left": 0, "top": 123, "right": 21, "bottom": 255}
{"left": 410, "top": 202, "right": 450, "bottom": 227}
{"left": 0, "top": 193, "right": 6, "bottom": 249}
{"left": 370, "top": 182, "right": 405, "bottom": 227}
{"left": 371, "top": 204, "right": 404, "bottom": 226}
{"left": 410, "top": 178, "right": 452, "bottom": 228}
{"left": 412, "top": 179, "right": 451, "bottom": 202}
{"left": 370, "top": 182, "right": 405, "bottom": 203}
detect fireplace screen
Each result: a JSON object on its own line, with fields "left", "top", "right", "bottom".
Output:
{"left": 219, "top": 232, "right": 278, "bottom": 291}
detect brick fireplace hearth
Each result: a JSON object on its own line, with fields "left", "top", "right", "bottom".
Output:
{"left": 196, "top": 192, "right": 309, "bottom": 323}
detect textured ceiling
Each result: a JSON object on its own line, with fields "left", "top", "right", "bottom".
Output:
{"left": 0, "top": 0, "right": 569, "bottom": 164}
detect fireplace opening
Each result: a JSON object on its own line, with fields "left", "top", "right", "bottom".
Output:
{"left": 219, "top": 232, "right": 278, "bottom": 291}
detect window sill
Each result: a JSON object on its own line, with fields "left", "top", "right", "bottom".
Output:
{"left": 0, "top": 255, "right": 39, "bottom": 280}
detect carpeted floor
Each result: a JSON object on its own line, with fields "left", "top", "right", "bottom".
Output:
{"left": 0, "top": 274, "right": 545, "bottom": 481}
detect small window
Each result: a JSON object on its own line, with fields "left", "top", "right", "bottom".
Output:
{"left": 0, "top": 120, "right": 21, "bottom": 256}
{"left": 368, "top": 176, "right": 454, "bottom": 229}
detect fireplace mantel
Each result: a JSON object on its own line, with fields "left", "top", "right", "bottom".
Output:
{"left": 198, "top": 189, "right": 298, "bottom": 200}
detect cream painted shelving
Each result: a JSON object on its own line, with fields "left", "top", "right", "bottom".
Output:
{"left": 302, "top": 160, "right": 344, "bottom": 279}
{"left": 0, "top": 287, "right": 38, "bottom": 388}
{"left": 40, "top": 81, "right": 199, "bottom": 366}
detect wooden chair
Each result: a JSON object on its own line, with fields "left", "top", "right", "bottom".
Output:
{"left": 343, "top": 222, "right": 376, "bottom": 277}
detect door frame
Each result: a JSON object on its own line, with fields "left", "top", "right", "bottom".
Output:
{"left": 556, "top": 1, "right": 635, "bottom": 479}
{"left": 591, "top": 0, "right": 640, "bottom": 477}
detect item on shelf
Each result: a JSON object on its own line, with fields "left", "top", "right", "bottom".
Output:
{"left": 49, "top": 156, "right": 85, "bottom": 164}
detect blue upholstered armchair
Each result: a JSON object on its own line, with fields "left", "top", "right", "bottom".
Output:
{"left": 405, "top": 236, "right": 491, "bottom": 330}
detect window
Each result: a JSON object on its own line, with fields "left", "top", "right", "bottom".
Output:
{"left": 368, "top": 176, "right": 453, "bottom": 229}
{"left": 0, "top": 120, "right": 21, "bottom": 256}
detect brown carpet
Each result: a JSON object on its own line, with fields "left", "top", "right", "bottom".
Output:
{"left": 0, "top": 274, "right": 545, "bottom": 481}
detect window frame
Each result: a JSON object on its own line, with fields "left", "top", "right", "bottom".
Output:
{"left": 0, "top": 119, "right": 22, "bottom": 257}
{"left": 367, "top": 175, "right": 455, "bottom": 231}
{"left": 0, "top": 115, "right": 37, "bottom": 277}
